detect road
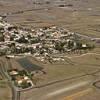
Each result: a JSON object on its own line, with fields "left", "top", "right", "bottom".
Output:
{"left": 12, "top": 87, "right": 20, "bottom": 100}
{"left": 6, "top": 58, "right": 21, "bottom": 100}
{"left": 0, "top": 58, "right": 20, "bottom": 100}
{"left": 53, "top": 52, "right": 100, "bottom": 59}
{"left": 76, "top": 33, "right": 100, "bottom": 40}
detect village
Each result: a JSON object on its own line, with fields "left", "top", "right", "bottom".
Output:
{"left": 0, "top": 16, "right": 95, "bottom": 63}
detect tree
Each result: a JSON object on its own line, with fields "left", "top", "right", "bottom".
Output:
{"left": 67, "top": 41, "right": 74, "bottom": 49}
{"left": 55, "top": 42, "right": 65, "bottom": 52}
{"left": 21, "top": 81, "right": 30, "bottom": 89}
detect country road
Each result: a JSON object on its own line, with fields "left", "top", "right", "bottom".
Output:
{"left": 0, "top": 58, "right": 20, "bottom": 100}
{"left": 53, "top": 52, "right": 100, "bottom": 59}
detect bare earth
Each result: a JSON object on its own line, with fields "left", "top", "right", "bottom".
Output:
{"left": 0, "top": 80, "right": 11, "bottom": 100}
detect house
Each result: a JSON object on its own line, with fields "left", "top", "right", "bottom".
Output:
{"left": 82, "top": 44, "right": 87, "bottom": 48}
